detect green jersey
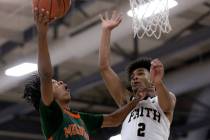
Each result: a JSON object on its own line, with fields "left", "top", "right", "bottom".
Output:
{"left": 39, "top": 100, "right": 103, "bottom": 140}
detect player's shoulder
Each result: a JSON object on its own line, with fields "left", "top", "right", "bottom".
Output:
{"left": 169, "top": 92, "right": 176, "bottom": 102}
{"left": 149, "top": 96, "right": 157, "bottom": 103}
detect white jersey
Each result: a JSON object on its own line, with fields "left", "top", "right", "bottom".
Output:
{"left": 121, "top": 96, "right": 170, "bottom": 140}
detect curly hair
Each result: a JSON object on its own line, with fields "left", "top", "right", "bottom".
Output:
{"left": 23, "top": 73, "right": 41, "bottom": 112}
{"left": 126, "top": 57, "right": 152, "bottom": 80}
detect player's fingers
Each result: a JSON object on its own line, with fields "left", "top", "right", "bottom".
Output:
{"left": 151, "top": 58, "right": 162, "bottom": 65}
{"left": 33, "top": 7, "right": 39, "bottom": 21}
{"left": 43, "top": 11, "right": 50, "bottom": 24}
{"left": 105, "top": 11, "right": 109, "bottom": 20}
{"left": 138, "top": 92, "right": 146, "bottom": 100}
{"left": 115, "top": 15, "right": 122, "bottom": 24}
{"left": 111, "top": 10, "right": 117, "bottom": 20}
{"left": 38, "top": 8, "right": 45, "bottom": 23}
{"left": 99, "top": 14, "right": 105, "bottom": 22}
{"left": 151, "top": 58, "right": 158, "bottom": 63}
{"left": 151, "top": 62, "right": 163, "bottom": 67}
{"left": 115, "top": 15, "right": 120, "bottom": 21}
{"left": 153, "top": 63, "right": 163, "bottom": 68}
{"left": 115, "top": 13, "right": 122, "bottom": 21}
{"left": 152, "top": 58, "right": 160, "bottom": 62}
{"left": 151, "top": 60, "right": 163, "bottom": 68}
{"left": 151, "top": 65, "right": 163, "bottom": 71}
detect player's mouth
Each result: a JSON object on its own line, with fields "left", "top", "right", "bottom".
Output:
{"left": 133, "top": 81, "right": 144, "bottom": 87}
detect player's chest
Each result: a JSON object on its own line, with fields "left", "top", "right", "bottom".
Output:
{"left": 61, "top": 114, "right": 89, "bottom": 140}
{"left": 124, "top": 101, "right": 162, "bottom": 124}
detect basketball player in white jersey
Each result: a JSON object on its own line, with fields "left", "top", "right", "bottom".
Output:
{"left": 99, "top": 11, "right": 176, "bottom": 140}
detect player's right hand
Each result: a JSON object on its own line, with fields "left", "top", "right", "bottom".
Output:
{"left": 100, "top": 11, "right": 122, "bottom": 31}
{"left": 34, "top": 8, "right": 52, "bottom": 33}
{"left": 135, "top": 87, "right": 150, "bottom": 101}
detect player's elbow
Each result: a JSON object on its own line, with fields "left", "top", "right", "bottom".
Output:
{"left": 161, "top": 104, "right": 174, "bottom": 113}
{"left": 161, "top": 96, "right": 176, "bottom": 112}
{"left": 38, "top": 70, "right": 53, "bottom": 79}
{"left": 99, "top": 63, "right": 110, "bottom": 72}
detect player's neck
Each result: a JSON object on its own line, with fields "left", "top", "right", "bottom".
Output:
{"left": 147, "top": 87, "right": 156, "bottom": 97}
{"left": 134, "top": 87, "right": 156, "bottom": 99}
{"left": 59, "top": 102, "right": 71, "bottom": 111}
{"left": 63, "top": 105, "right": 70, "bottom": 111}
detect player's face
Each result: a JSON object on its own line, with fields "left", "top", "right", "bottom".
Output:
{"left": 130, "top": 68, "right": 152, "bottom": 94}
{"left": 52, "top": 79, "right": 71, "bottom": 103}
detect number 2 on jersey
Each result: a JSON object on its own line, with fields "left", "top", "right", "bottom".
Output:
{"left": 137, "top": 123, "right": 145, "bottom": 137}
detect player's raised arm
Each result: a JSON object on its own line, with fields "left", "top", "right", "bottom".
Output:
{"left": 150, "top": 59, "right": 176, "bottom": 121}
{"left": 99, "top": 11, "right": 130, "bottom": 107}
{"left": 34, "top": 8, "right": 54, "bottom": 106}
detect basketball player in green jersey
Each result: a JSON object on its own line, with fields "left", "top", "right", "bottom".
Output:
{"left": 23, "top": 8, "right": 141, "bottom": 140}
{"left": 99, "top": 11, "right": 176, "bottom": 139}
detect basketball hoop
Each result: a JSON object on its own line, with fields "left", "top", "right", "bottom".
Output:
{"left": 129, "top": 0, "right": 177, "bottom": 39}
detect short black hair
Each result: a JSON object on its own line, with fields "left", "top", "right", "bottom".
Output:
{"left": 126, "top": 57, "right": 152, "bottom": 80}
{"left": 23, "top": 73, "right": 41, "bottom": 112}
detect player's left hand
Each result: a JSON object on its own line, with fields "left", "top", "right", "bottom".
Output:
{"left": 100, "top": 11, "right": 122, "bottom": 31}
{"left": 150, "top": 59, "right": 164, "bottom": 84}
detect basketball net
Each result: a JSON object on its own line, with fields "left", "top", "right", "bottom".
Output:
{"left": 129, "top": 0, "right": 172, "bottom": 39}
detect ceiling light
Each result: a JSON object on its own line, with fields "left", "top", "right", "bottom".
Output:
{"left": 5, "top": 63, "right": 37, "bottom": 77}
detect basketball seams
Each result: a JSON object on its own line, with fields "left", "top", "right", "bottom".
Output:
{"left": 63, "top": 0, "right": 66, "bottom": 15}
{"left": 67, "top": 0, "right": 70, "bottom": 13}
{"left": 49, "top": 0, "right": 53, "bottom": 19}
{"left": 56, "top": 0, "right": 62, "bottom": 18}
{"left": 33, "top": 0, "right": 70, "bottom": 20}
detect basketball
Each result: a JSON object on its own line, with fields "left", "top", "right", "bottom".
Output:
{"left": 32, "top": 0, "right": 71, "bottom": 19}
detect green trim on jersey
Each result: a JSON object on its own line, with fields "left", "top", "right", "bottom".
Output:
{"left": 39, "top": 100, "right": 103, "bottom": 140}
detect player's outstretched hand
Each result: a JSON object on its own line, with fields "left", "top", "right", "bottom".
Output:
{"left": 34, "top": 8, "right": 56, "bottom": 33}
{"left": 100, "top": 11, "right": 122, "bottom": 31}
{"left": 150, "top": 59, "right": 164, "bottom": 84}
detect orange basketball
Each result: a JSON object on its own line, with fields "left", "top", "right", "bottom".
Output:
{"left": 33, "top": 0, "right": 71, "bottom": 19}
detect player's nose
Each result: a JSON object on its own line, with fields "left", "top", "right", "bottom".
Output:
{"left": 133, "top": 75, "right": 139, "bottom": 81}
